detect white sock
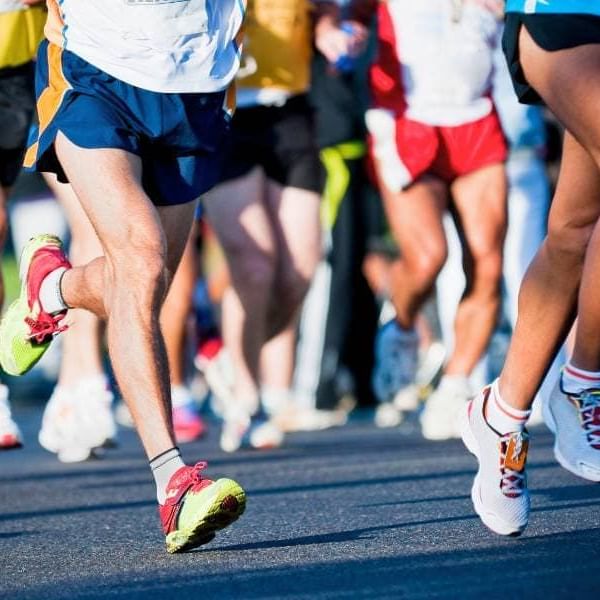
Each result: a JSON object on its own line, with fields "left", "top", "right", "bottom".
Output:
{"left": 150, "top": 447, "right": 185, "bottom": 504}
{"left": 485, "top": 379, "right": 531, "bottom": 434}
{"left": 39, "top": 267, "right": 68, "bottom": 314}
{"left": 561, "top": 362, "right": 600, "bottom": 395}
{"left": 171, "top": 385, "right": 192, "bottom": 409}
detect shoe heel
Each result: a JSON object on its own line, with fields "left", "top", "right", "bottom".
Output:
{"left": 459, "top": 402, "right": 478, "bottom": 458}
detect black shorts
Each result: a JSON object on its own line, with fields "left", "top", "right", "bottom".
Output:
{"left": 0, "top": 62, "right": 36, "bottom": 187}
{"left": 218, "top": 94, "right": 324, "bottom": 193}
{"left": 503, "top": 14, "right": 600, "bottom": 105}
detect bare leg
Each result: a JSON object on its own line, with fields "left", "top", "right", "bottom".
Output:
{"left": 54, "top": 134, "right": 194, "bottom": 458}
{"left": 447, "top": 163, "right": 506, "bottom": 375}
{"left": 0, "top": 186, "right": 8, "bottom": 309}
{"left": 204, "top": 168, "right": 275, "bottom": 403}
{"left": 263, "top": 181, "right": 322, "bottom": 339}
{"left": 379, "top": 177, "right": 448, "bottom": 328}
{"left": 44, "top": 175, "right": 105, "bottom": 385}
{"left": 161, "top": 233, "right": 196, "bottom": 388}
{"left": 498, "top": 30, "right": 600, "bottom": 409}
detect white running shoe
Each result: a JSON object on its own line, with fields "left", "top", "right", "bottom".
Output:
{"left": 374, "top": 402, "right": 403, "bottom": 428}
{"left": 194, "top": 339, "right": 235, "bottom": 418}
{"left": 461, "top": 386, "right": 530, "bottom": 536}
{"left": 220, "top": 408, "right": 284, "bottom": 453}
{"left": 75, "top": 376, "right": 116, "bottom": 449}
{"left": 39, "top": 387, "right": 93, "bottom": 463}
{"left": 420, "top": 375, "right": 472, "bottom": 440}
{"left": 543, "top": 379, "right": 600, "bottom": 482}
{"left": 0, "top": 384, "right": 23, "bottom": 450}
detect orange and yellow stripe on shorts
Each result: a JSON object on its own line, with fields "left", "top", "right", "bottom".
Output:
{"left": 23, "top": 42, "right": 72, "bottom": 169}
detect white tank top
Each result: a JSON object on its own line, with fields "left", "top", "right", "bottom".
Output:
{"left": 45, "top": 0, "right": 246, "bottom": 94}
{"left": 378, "top": 0, "right": 502, "bottom": 126}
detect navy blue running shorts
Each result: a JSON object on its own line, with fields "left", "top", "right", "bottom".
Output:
{"left": 25, "top": 40, "right": 231, "bottom": 206}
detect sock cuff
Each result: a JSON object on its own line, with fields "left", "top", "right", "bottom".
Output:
{"left": 491, "top": 380, "right": 531, "bottom": 422}
{"left": 564, "top": 362, "right": 600, "bottom": 382}
{"left": 150, "top": 446, "right": 181, "bottom": 471}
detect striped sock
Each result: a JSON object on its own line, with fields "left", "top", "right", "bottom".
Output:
{"left": 562, "top": 362, "right": 600, "bottom": 395}
{"left": 485, "top": 379, "right": 531, "bottom": 434}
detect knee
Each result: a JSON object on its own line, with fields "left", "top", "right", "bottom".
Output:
{"left": 404, "top": 247, "right": 447, "bottom": 292}
{"left": 546, "top": 218, "right": 594, "bottom": 266}
{"left": 109, "top": 232, "right": 169, "bottom": 303}
{"left": 228, "top": 248, "right": 277, "bottom": 297}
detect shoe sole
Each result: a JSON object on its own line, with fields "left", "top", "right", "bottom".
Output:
{"left": 459, "top": 404, "right": 526, "bottom": 537}
{"left": 543, "top": 398, "right": 600, "bottom": 483}
{"left": 166, "top": 478, "right": 246, "bottom": 554}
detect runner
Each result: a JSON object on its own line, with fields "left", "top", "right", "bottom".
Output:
{"left": 203, "top": 0, "right": 365, "bottom": 451}
{"left": 0, "top": 0, "right": 46, "bottom": 449}
{"left": 461, "top": 0, "right": 600, "bottom": 537}
{"left": 0, "top": 0, "right": 246, "bottom": 553}
{"left": 364, "top": 0, "right": 507, "bottom": 439}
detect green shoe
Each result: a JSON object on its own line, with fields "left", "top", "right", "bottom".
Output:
{"left": 0, "top": 235, "right": 71, "bottom": 376}
{"left": 160, "top": 462, "right": 246, "bottom": 553}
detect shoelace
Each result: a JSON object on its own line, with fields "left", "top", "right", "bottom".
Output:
{"left": 499, "top": 432, "right": 526, "bottom": 497}
{"left": 579, "top": 390, "right": 600, "bottom": 450}
{"left": 189, "top": 461, "right": 208, "bottom": 484}
{"left": 25, "top": 312, "right": 68, "bottom": 344}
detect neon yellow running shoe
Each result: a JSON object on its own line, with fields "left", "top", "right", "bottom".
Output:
{"left": 160, "top": 461, "right": 246, "bottom": 553}
{"left": 0, "top": 234, "right": 71, "bottom": 376}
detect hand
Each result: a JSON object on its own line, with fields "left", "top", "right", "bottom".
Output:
{"left": 315, "top": 19, "right": 368, "bottom": 65}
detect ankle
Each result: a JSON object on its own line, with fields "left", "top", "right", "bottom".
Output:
{"left": 39, "top": 267, "right": 69, "bottom": 314}
{"left": 562, "top": 362, "right": 600, "bottom": 395}
{"left": 150, "top": 447, "right": 185, "bottom": 504}
{"left": 485, "top": 379, "right": 531, "bottom": 434}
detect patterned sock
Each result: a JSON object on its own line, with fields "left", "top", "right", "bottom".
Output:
{"left": 150, "top": 447, "right": 185, "bottom": 504}
{"left": 561, "top": 362, "right": 600, "bottom": 395}
{"left": 485, "top": 379, "right": 531, "bottom": 434}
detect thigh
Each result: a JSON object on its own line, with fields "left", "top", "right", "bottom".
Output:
{"left": 203, "top": 168, "right": 276, "bottom": 275}
{"left": 519, "top": 27, "right": 600, "bottom": 162}
{"left": 54, "top": 133, "right": 165, "bottom": 261}
{"left": 380, "top": 176, "right": 448, "bottom": 263}
{"left": 264, "top": 180, "right": 322, "bottom": 281}
{"left": 450, "top": 163, "right": 507, "bottom": 260}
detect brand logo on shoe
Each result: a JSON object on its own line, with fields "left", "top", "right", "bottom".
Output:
{"left": 504, "top": 433, "right": 528, "bottom": 472}
{"left": 165, "top": 488, "right": 179, "bottom": 500}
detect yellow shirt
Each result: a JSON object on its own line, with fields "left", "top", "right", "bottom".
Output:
{"left": 239, "top": 0, "right": 313, "bottom": 95}
{"left": 0, "top": 1, "right": 46, "bottom": 70}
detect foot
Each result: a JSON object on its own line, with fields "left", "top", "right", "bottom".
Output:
{"left": 39, "top": 386, "right": 94, "bottom": 463}
{"left": 194, "top": 337, "right": 235, "bottom": 417}
{"left": 374, "top": 402, "right": 403, "bottom": 428}
{"left": 172, "top": 386, "right": 206, "bottom": 444}
{"left": 0, "top": 385, "right": 23, "bottom": 450}
{"left": 544, "top": 379, "right": 600, "bottom": 482}
{"left": 420, "top": 375, "right": 472, "bottom": 440}
{"left": 460, "top": 387, "right": 530, "bottom": 536}
{"left": 0, "top": 235, "right": 71, "bottom": 376}
{"left": 160, "top": 462, "right": 245, "bottom": 553}
{"left": 372, "top": 320, "right": 419, "bottom": 405}
{"left": 220, "top": 410, "right": 284, "bottom": 453}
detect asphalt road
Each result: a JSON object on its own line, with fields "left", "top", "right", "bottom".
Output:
{"left": 1, "top": 404, "right": 599, "bottom": 600}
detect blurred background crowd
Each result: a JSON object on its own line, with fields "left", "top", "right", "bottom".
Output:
{"left": 0, "top": 0, "right": 565, "bottom": 462}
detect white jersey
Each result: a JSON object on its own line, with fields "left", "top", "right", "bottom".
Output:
{"left": 374, "top": 0, "right": 502, "bottom": 126}
{"left": 45, "top": 0, "right": 246, "bottom": 94}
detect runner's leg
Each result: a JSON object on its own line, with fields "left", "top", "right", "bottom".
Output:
{"left": 447, "top": 163, "right": 506, "bottom": 376}
{"left": 55, "top": 134, "right": 193, "bottom": 458}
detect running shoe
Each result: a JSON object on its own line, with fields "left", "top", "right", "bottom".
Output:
{"left": 77, "top": 375, "right": 117, "bottom": 449}
{"left": 172, "top": 385, "right": 206, "bottom": 444}
{"left": 161, "top": 461, "right": 246, "bottom": 553}
{"left": 194, "top": 337, "right": 235, "bottom": 417}
{"left": 220, "top": 409, "right": 284, "bottom": 453}
{"left": 0, "top": 235, "right": 71, "bottom": 376}
{"left": 372, "top": 320, "right": 419, "bottom": 404}
{"left": 460, "top": 386, "right": 530, "bottom": 536}
{"left": 543, "top": 378, "right": 600, "bottom": 482}
{"left": 374, "top": 402, "right": 403, "bottom": 428}
{"left": 38, "top": 386, "right": 94, "bottom": 463}
{"left": 0, "top": 384, "right": 23, "bottom": 450}
{"left": 420, "top": 374, "right": 472, "bottom": 440}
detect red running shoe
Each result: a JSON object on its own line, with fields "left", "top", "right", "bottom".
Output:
{"left": 160, "top": 462, "right": 246, "bottom": 553}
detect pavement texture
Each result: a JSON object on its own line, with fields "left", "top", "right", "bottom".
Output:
{"left": 1, "top": 405, "right": 599, "bottom": 600}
